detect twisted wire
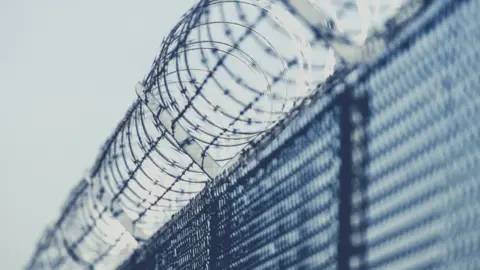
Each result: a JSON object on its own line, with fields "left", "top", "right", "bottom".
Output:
{"left": 26, "top": 0, "right": 409, "bottom": 269}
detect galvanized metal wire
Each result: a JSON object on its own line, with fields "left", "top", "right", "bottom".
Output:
{"left": 26, "top": 0, "right": 412, "bottom": 269}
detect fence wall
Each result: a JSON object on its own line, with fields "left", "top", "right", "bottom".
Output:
{"left": 119, "top": 0, "right": 480, "bottom": 269}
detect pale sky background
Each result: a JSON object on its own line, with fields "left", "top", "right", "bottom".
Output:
{"left": 0, "top": 0, "right": 197, "bottom": 269}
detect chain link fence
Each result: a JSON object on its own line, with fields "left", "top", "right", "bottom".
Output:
{"left": 27, "top": 0, "right": 480, "bottom": 269}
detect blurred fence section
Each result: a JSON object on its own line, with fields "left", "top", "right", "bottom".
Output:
{"left": 26, "top": 0, "right": 480, "bottom": 269}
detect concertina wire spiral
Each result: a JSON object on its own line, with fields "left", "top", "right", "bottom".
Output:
{"left": 27, "top": 0, "right": 409, "bottom": 269}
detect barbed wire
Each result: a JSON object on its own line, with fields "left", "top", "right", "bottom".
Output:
{"left": 26, "top": 0, "right": 413, "bottom": 269}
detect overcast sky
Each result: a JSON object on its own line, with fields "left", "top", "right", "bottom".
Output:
{"left": 0, "top": 0, "right": 197, "bottom": 268}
